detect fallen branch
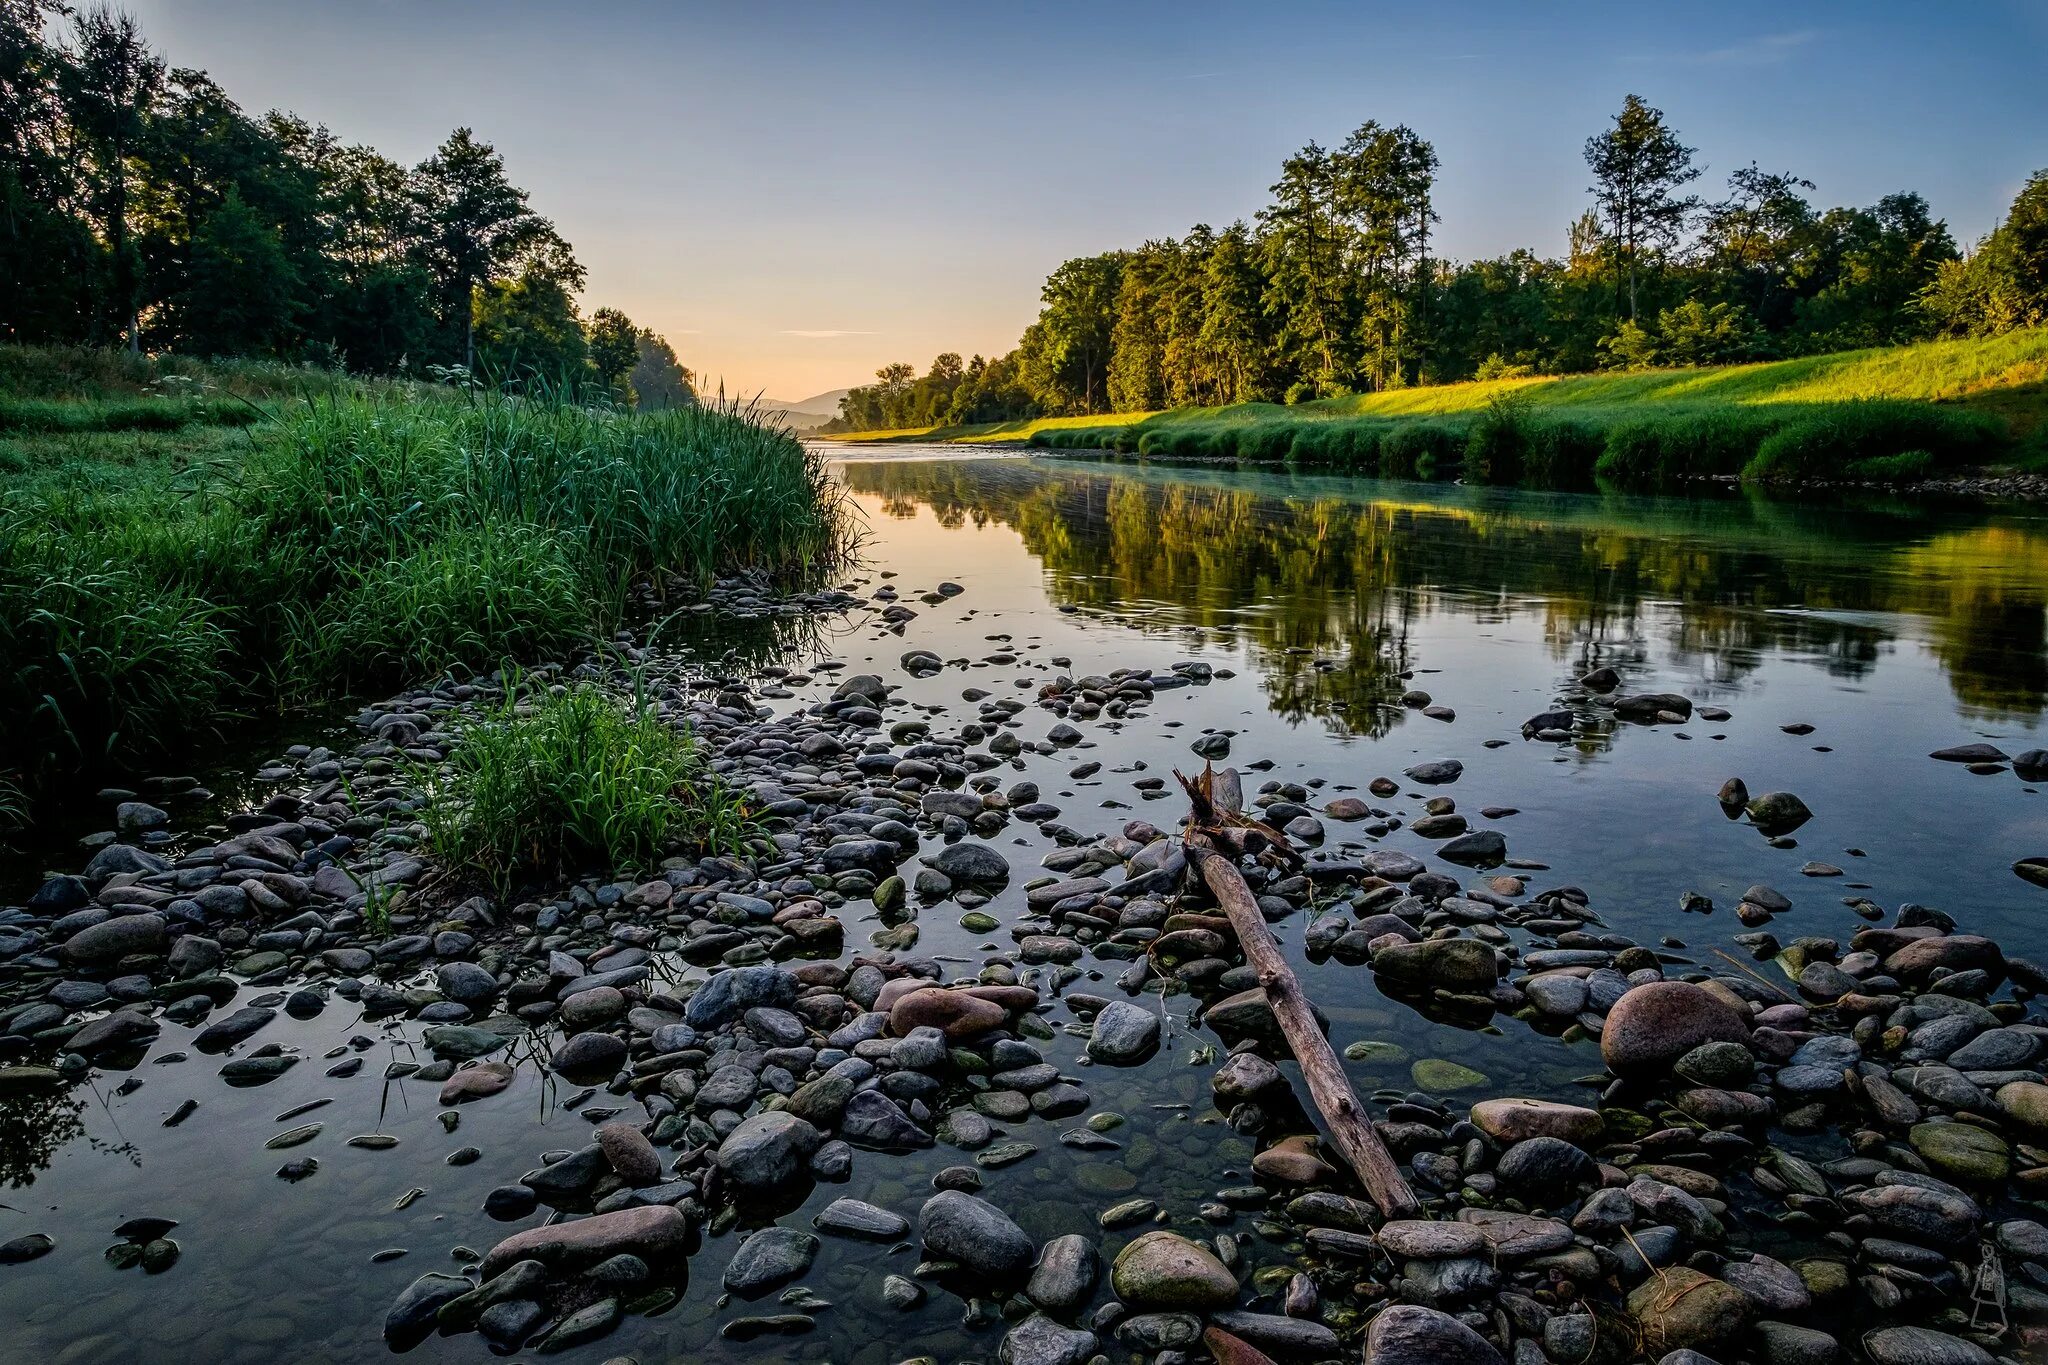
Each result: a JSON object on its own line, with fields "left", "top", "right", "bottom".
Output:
{"left": 1178, "top": 766, "right": 1420, "bottom": 1219}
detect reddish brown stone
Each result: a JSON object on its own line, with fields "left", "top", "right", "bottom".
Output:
{"left": 889, "top": 987, "right": 1005, "bottom": 1038}
{"left": 480, "top": 1204, "right": 690, "bottom": 1276}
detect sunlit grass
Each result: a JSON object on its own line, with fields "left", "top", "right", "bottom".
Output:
{"left": 821, "top": 328, "right": 2048, "bottom": 455}
{"left": 0, "top": 347, "right": 853, "bottom": 811}
{"left": 416, "top": 680, "right": 753, "bottom": 895}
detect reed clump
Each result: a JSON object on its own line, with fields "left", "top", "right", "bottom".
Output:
{"left": 415, "top": 680, "right": 752, "bottom": 895}
{"left": 0, "top": 362, "right": 851, "bottom": 805}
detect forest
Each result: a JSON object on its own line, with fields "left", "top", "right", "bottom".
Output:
{"left": 829, "top": 95, "right": 2048, "bottom": 433}
{"left": 0, "top": 2, "right": 693, "bottom": 404}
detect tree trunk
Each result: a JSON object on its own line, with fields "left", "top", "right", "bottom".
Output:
{"left": 112, "top": 137, "right": 136, "bottom": 353}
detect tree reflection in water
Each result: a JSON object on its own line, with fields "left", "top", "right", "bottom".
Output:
{"left": 838, "top": 456, "right": 2048, "bottom": 728}
{"left": 0, "top": 1084, "right": 87, "bottom": 1189}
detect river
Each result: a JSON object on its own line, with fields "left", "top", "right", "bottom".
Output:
{"left": 0, "top": 448, "right": 2043, "bottom": 1362}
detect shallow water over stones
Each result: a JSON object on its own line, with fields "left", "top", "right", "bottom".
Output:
{"left": 1, "top": 452, "right": 2045, "bottom": 1363}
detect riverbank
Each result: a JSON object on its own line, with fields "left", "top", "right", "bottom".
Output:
{"left": 1, "top": 537, "right": 2044, "bottom": 1363}
{"left": 0, "top": 346, "right": 852, "bottom": 836}
{"left": 820, "top": 330, "right": 2048, "bottom": 492}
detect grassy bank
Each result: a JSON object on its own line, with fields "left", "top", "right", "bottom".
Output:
{"left": 0, "top": 346, "right": 850, "bottom": 825}
{"left": 821, "top": 330, "right": 2048, "bottom": 485}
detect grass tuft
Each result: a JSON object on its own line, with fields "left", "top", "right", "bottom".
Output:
{"left": 1738, "top": 401, "right": 2003, "bottom": 483}
{"left": 417, "top": 681, "right": 752, "bottom": 894}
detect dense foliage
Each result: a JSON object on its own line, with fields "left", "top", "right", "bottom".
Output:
{"left": 0, "top": 356, "right": 851, "bottom": 813}
{"left": 0, "top": 3, "right": 693, "bottom": 402}
{"left": 831, "top": 95, "right": 2047, "bottom": 430}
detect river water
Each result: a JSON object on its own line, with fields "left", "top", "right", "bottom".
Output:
{"left": 0, "top": 449, "right": 2043, "bottom": 1362}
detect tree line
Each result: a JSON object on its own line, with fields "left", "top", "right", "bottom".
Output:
{"left": 830, "top": 94, "right": 2048, "bottom": 430}
{"left": 0, "top": 2, "right": 694, "bottom": 403}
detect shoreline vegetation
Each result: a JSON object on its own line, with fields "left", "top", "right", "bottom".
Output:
{"left": 2, "top": 9, "right": 696, "bottom": 407}
{"left": 818, "top": 94, "right": 2048, "bottom": 494}
{"left": 819, "top": 329, "right": 2048, "bottom": 489}
{"left": 0, "top": 344, "right": 850, "bottom": 834}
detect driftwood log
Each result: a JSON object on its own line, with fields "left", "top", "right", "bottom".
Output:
{"left": 1179, "top": 766, "right": 1421, "bottom": 1220}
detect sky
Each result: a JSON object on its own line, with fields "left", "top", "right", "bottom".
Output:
{"left": 118, "top": 0, "right": 2048, "bottom": 401}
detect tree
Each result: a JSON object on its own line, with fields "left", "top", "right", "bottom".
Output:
{"left": 0, "top": 0, "right": 97, "bottom": 342}
{"left": 414, "top": 128, "right": 575, "bottom": 368}
{"left": 1107, "top": 244, "right": 1169, "bottom": 412}
{"left": 1024, "top": 254, "right": 1122, "bottom": 412}
{"left": 131, "top": 68, "right": 327, "bottom": 356}
{"left": 1793, "top": 193, "right": 1954, "bottom": 347}
{"left": 471, "top": 268, "right": 586, "bottom": 386}
{"left": 1702, "top": 164, "right": 1814, "bottom": 330}
{"left": 1196, "top": 223, "right": 1269, "bottom": 402}
{"left": 1260, "top": 142, "right": 1349, "bottom": 395}
{"left": 1584, "top": 94, "right": 1700, "bottom": 322}
{"left": 1597, "top": 318, "right": 1659, "bottom": 370}
{"left": 585, "top": 306, "right": 639, "bottom": 398}
{"left": 2007, "top": 169, "right": 2048, "bottom": 321}
{"left": 62, "top": 5, "right": 164, "bottom": 350}
{"left": 178, "top": 188, "right": 300, "bottom": 355}
{"left": 1434, "top": 250, "right": 1563, "bottom": 380}
{"left": 1654, "top": 299, "right": 1763, "bottom": 367}
{"left": 1334, "top": 121, "right": 1438, "bottom": 389}
{"left": 629, "top": 328, "right": 694, "bottom": 409}
{"left": 287, "top": 128, "right": 435, "bottom": 370}
{"left": 1919, "top": 170, "right": 2048, "bottom": 337}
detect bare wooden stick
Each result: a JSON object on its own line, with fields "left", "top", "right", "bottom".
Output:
{"left": 1179, "top": 789, "right": 1420, "bottom": 1219}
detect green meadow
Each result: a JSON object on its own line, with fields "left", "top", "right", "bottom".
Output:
{"left": 821, "top": 329, "right": 2048, "bottom": 485}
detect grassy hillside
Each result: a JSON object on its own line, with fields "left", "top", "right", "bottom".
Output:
{"left": 818, "top": 330, "right": 2048, "bottom": 482}
{"left": 0, "top": 345, "right": 850, "bottom": 827}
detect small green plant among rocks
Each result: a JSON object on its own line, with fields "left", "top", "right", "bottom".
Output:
{"left": 417, "top": 681, "right": 751, "bottom": 894}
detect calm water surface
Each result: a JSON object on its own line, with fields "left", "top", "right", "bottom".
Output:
{"left": 2, "top": 451, "right": 2044, "bottom": 1362}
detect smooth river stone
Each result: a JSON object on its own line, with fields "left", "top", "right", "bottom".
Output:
{"left": 480, "top": 1205, "right": 690, "bottom": 1276}
{"left": 1470, "top": 1097, "right": 1605, "bottom": 1146}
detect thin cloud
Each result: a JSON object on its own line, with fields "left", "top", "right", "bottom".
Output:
{"left": 1693, "top": 29, "right": 1819, "bottom": 65}
{"left": 781, "top": 329, "right": 876, "bottom": 338}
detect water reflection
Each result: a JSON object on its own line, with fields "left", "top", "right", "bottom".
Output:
{"left": 838, "top": 457, "right": 2048, "bottom": 724}
{"left": 0, "top": 1082, "right": 84, "bottom": 1189}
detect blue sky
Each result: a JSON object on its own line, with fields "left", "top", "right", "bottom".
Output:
{"left": 120, "top": 1, "right": 2048, "bottom": 397}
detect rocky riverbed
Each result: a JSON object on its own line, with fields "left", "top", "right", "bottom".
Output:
{"left": 3, "top": 462, "right": 2047, "bottom": 1365}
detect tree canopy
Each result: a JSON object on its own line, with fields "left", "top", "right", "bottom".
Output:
{"left": 833, "top": 96, "right": 2044, "bottom": 430}
{"left": 0, "top": 4, "right": 693, "bottom": 403}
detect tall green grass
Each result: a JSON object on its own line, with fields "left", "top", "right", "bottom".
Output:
{"left": 285, "top": 522, "right": 592, "bottom": 690}
{"left": 1031, "top": 392, "right": 2008, "bottom": 490}
{"left": 0, "top": 342, "right": 439, "bottom": 404}
{"left": 416, "top": 681, "right": 752, "bottom": 894}
{"left": 0, "top": 395, "right": 264, "bottom": 434}
{"left": 0, "top": 362, "right": 852, "bottom": 807}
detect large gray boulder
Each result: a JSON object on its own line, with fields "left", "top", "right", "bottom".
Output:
{"left": 63, "top": 913, "right": 167, "bottom": 963}
{"left": 715, "top": 1111, "right": 823, "bottom": 1193}
{"left": 1363, "top": 1305, "right": 1506, "bottom": 1365}
{"left": 918, "top": 1190, "right": 1035, "bottom": 1282}
{"left": 1085, "top": 1000, "right": 1160, "bottom": 1065}
{"left": 685, "top": 965, "right": 800, "bottom": 1028}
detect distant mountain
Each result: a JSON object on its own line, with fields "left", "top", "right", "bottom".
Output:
{"left": 762, "top": 388, "right": 848, "bottom": 416}
{"left": 749, "top": 387, "right": 849, "bottom": 433}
